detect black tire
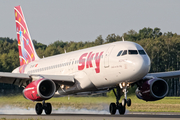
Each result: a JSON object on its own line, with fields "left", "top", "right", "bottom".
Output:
{"left": 118, "top": 103, "right": 126, "bottom": 115}
{"left": 127, "top": 98, "right": 131, "bottom": 107}
{"left": 35, "top": 103, "right": 43, "bottom": 115}
{"left": 122, "top": 98, "right": 126, "bottom": 106}
{"left": 109, "top": 103, "right": 116, "bottom": 115}
{"left": 44, "top": 103, "right": 52, "bottom": 115}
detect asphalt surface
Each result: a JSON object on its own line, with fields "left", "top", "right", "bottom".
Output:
{"left": 0, "top": 113, "right": 180, "bottom": 120}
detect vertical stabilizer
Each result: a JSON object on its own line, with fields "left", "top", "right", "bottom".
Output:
{"left": 14, "top": 5, "right": 40, "bottom": 66}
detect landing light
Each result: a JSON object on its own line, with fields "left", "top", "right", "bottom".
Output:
{"left": 123, "top": 82, "right": 126, "bottom": 87}
{"left": 119, "top": 82, "right": 130, "bottom": 88}
{"left": 61, "top": 84, "right": 64, "bottom": 89}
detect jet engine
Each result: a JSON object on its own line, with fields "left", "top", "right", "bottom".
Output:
{"left": 23, "top": 79, "right": 56, "bottom": 101}
{"left": 135, "top": 78, "right": 169, "bottom": 101}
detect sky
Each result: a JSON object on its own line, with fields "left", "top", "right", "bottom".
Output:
{"left": 0, "top": 0, "right": 180, "bottom": 45}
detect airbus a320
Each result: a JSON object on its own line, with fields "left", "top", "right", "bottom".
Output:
{"left": 0, "top": 5, "right": 179, "bottom": 115}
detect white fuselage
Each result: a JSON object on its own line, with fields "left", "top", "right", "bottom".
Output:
{"left": 12, "top": 41, "right": 151, "bottom": 96}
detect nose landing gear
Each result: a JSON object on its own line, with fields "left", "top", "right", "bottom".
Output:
{"left": 35, "top": 101, "right": 52, "bottom": 115}
{"left": 109, "top": 83, "right": 131, "bottom": 115}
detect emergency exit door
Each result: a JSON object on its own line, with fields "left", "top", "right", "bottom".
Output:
{"left": 104, "top": 45, "right": 114, "bottom": 68}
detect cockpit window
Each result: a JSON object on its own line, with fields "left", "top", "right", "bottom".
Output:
{"left": 128, "top": 50, "right": 138, "bottom": 55}
{"left": 122, "top": 50, "right": 127, "bottom": 56}
{"left": 138, "top": 50, "right": 146, "bottom": 55}
{"left": 117, "top": 50, "right": 123, "bottom": 56}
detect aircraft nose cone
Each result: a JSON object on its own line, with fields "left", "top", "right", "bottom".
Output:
{"left": 133, "top": 56, "right": 151, "bottom": 80}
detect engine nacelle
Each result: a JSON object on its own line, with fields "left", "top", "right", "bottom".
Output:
{"left": 23, "top": 79, "right": 56, "bottom": 101}
{"left": 136, "top": 78, "right": 169, "bottom": 101}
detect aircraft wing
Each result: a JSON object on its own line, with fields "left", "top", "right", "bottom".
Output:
{"left": 38, "top": 74, "right": 75, "bottom": 85}
{"left": 146, "top": 70, "right": 180, "bottom": 79}
{"left": 0, "top": 72, "right": 75, "bottom": 87}
{"left": 0, "top": 72, "right": 30, "bottom": 86}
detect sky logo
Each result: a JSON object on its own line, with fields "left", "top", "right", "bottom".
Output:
{"left": 78, "top": 51, "right": 103, "bottom": 73}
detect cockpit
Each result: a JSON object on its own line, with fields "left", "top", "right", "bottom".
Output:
{"left": 117, "top": 50, "right": 146, "bottom": 56}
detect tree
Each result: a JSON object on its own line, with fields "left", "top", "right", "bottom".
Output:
{"left": 123, "top": 29, "right": 139, "bottom": 41}
{"left": 105, "top": 34, "right": 121, "bottom": 43}
{"left": 153, "top": 27, "right": 162, "bottom": 38}
{"left": 139, "top": 27, "right": 153, "bottom": 39}
{"left": 44, "top": 45, "right": 59, "bottom": 57}
{"left": 95, "top": 35, "right": 104, "bottom": 45}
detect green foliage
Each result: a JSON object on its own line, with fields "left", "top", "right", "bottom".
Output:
{"left": 105, "top": 33, "right": 121, "bottom": 43}
{"left": 0, "top": 27, "right": 179, "bottom": 74}
{"left": 95, "top": 35, "right": 104, "bottom": 45}
{"left": 0, "top": 37, "right": 19, "bottom": 72}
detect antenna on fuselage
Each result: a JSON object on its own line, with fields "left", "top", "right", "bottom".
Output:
{"left": 122, "top": 37, "right": 125, "bottom": 42}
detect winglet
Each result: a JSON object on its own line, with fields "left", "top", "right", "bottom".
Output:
{"left": 14, "top": 6, "right": 40, "bottom": 66}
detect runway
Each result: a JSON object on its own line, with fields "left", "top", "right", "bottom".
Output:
{"left": 0, "top": 113, "right": 180, "bottom": 120}
{"left": 0, "top": 106, "right": 179, "bottom": 119}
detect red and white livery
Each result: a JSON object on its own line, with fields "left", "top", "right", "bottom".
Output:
{"left": 0, "top": 5, "right": 179, "bottom": 115}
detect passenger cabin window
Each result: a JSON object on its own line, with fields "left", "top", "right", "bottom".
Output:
{"left": 138, "top": 50, "right": 146, "bottom": 55}
{"left": 128, "top": 50, "right": 138, "bottom": 55}
{"left": 117, "top": 50, "right": 123, "bottom": 56}
{"left": 122, "top": 50, "right": 127, "bottom": 56}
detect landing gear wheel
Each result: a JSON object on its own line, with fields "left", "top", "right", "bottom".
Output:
{"left": 35, "top": 103, "right": 43, "bottom": 115}
{"left": 44, "top": 103, "right": 52, "bottom": 115}
{"left": 109, "top": 103, "right": 116, "bottom": 115}
{"left": 118, "top": 103, "right": 126, "bottom": 115}
{"left": 127, "top": 98, "right": 131, "bottom": 107}
{"left": 109, "top": 86, "right": 130, "bottom": 115}
{"left": 122, "top": 98, "right": 126, "bottom": 106}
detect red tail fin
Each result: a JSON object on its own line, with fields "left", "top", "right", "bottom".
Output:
{"left": 14, "top": 6, "right": 40, "bottom": 66}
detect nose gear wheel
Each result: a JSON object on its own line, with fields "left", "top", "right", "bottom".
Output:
{"left": 109, "top": 85, "right": 131, "bottom": 115}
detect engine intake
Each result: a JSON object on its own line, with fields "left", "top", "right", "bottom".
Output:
{"left": 136, "top": 78, "right": 169, "bottom": 101}
{"left": 23, "top": 79, "right": 56, "bottom": 101}
{"left": 38, "top": 79, "right": 55, "bottom": 98}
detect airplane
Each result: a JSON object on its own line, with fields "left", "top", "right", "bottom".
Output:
{"left": 1, "top": 5, "right": 180, "bottom": 115}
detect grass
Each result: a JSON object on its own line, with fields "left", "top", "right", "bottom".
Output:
{"left": 0, "top": 94, "right": 180, "bottom": 112}
{"left": 126, "top": 95, "right": 180, "bottom": 112}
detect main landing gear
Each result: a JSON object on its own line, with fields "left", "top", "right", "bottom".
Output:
{"left": 109, "top": 83, "right": 131, "bottom": 115}
{"left": 35, "top": 101, "right": 52, "bottom": 115}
